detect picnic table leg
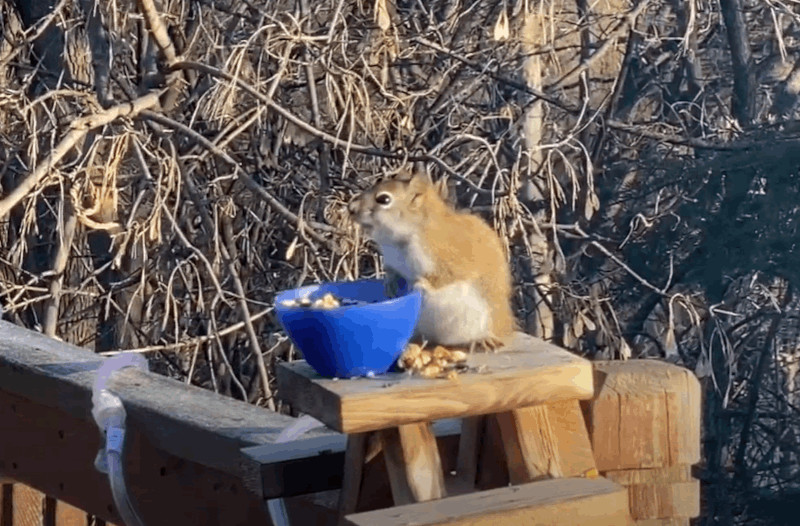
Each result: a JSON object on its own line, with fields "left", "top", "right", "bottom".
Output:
{"left": 495, "top": 399, "right": 597, "bottom": 483}
{"left": 338, "top": 432, "right": 369, "bottom": 515}
{"left": 453, "top": 416, "right": 484, "bottom": 493}
{"left": 476, "top": 413, "right": 510, "bottom": 490}
{"left": 378, "top": 422, "right": 446, "bottom": 505}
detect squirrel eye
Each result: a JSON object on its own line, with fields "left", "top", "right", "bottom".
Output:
{"left": 375, "top": 193, "right": 392, "bottom": 206}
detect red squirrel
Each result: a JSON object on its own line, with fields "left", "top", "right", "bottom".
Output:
{"left": 348, "top": 171, "right": 516, "bottom": 351}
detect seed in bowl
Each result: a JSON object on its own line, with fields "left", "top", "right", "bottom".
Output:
{"left": 279, "top": 292, "right": 343, "bottom": 310}
{"left": 314, "top": 293, "right": 341, "bottom": 309}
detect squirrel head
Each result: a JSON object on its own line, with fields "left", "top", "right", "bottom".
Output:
{"left": 348, "top": 171, "right": 449, "bottom": 244}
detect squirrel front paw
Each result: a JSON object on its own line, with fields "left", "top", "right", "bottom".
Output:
{"left": 469, "top": 335, "right": 505, "bottom": 353}
{"left": 384, "top": 279, "right": 400, "bottom": 298}
{"left": 384, "top": 268, "right": 404, "bottom": 298}
{"left": 413, "top": 277, "right": 433, "bottom": 293}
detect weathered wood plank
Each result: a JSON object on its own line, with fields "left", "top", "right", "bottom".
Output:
{"left": 10, "top": 484, "right": 47, "bottom": 526}
{"left": 0, "top": 486, "right": 93, "bottom": 526}
{"left": 53, "top": 500, "right": 88, "bottom": 526}
{"left": 495, "top": 399, "right": 597, "bottom": 483}
{"left": 605, "top": 465, "right": 699, "bottom": 520}
{"left": 0, "top": 389, "right": 118, "bottom": 524}
{"left": 0, "top": 320, "right": 333, "bottom": 492}
{"left": 0, "top": 387, "right": 341, "bottom": 526}
{"left": 603, "top": 465, "right": 693, "bottom": 486}
{"left": 342, "top": 477, "right": 633, "bottom": 526}
{"left": 626, "top": 480, "right": 699, "bottom": 520}
{"left": 277, "top": 332, "right": 594, "bottom": 433}
{"left": 545, "top": 399, "right": 599, "bottom": 477}
{"left": 0, "top": 389, "right": 272, "bottom": 525}
{"left": 584, "top": 360, "right": 701, "bottom": 471}
{"left": 379, "top": 423, "right": 446, "bottom": 505}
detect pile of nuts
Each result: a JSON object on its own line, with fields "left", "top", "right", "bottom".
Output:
{"left": 397, "top": 343, "right": 469, "bottom": 380}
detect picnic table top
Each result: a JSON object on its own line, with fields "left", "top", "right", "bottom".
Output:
{"left": 276, "top": 333, "right": 594, "bottom": 434}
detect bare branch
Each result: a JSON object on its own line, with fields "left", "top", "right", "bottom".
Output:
{"left": 720, "top": 0, "right": 756, "bottom": 125}
{"left": 136, "top": 0, "right": 178, "bottom": 65}
{"left": 42, "top": 193, "right": 77, "bottom": 336}
{"left": 546, "top": 0, "right": 650, "bottom": 91}
{"left": 0, "top": 90, "right": 163, "bottom": 219}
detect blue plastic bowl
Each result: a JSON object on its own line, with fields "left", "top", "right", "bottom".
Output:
{"left": 274, "top": 278, "right": 421, "bottom": 378}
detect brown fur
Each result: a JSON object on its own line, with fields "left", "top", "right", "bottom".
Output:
{"left": 349, "top": 172, "right": 517, "bottom": 347}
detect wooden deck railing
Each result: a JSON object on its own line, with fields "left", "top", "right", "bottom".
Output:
{"left": 0, "top": 319, "right": 702, "bottom": 525}
{"left": 0, "top": 320, "right": 347, "bottom": 525}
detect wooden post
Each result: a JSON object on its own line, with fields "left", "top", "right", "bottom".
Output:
{"left": 605, "top": 465, "right": 700, "bottom": 521}
{"left": 585, "top": 360, "right": 701, "bottom": 471}
{"left": 584, "top": 360, "right": 702, "bottom": 524}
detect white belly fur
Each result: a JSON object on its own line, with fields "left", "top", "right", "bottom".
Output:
{"left": 378, "top": 239, "right": 433, "bottom": 282}
{"left": 414, "top": 281, "right": 491, "bottom": 346}
{"left": 376, "top": 238, "right": 489, "bottom": 345}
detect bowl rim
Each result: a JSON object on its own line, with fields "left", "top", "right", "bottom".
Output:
{"left": 274, "top": 277, "right": 421, "bottom": 314}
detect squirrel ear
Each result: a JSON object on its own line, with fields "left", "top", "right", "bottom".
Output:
{"left": 407, "top": 175, "right": 428, "bottom": 209}
{"left": 409, "top": 190, "right": 425, "bottom": 209}
{"left": 393, "top": 169, "right": 415, "bottom": 183}
{"left": 407, "top": 173, "right": 432, "bottom": 197}
{"left": 433, "top": 177, "right": 449, "bottom": 202}
{"left": 405, "top": 171, "right": 434, "bottom": 188}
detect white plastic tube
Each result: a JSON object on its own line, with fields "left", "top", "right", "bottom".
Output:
{"left": 93, "top": 355, "right": 326, "bottom": 526}
{"left": 265, "top": 415, "right": 327, "bottom": 526}
{"left": 91, "top": 354, "right": 149, "bottom": 526}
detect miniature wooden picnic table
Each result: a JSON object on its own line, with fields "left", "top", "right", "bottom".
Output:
{"left": 275, "top": 332, "right": 599, "bottom": 516}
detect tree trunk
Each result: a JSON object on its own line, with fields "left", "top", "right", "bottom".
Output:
{"left": 719, "top": 0, "right": 756, "bottom": 126}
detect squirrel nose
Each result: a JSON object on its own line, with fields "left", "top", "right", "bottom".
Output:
{"left": 347, "top": 199, "right": 358, "bottom": 215}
